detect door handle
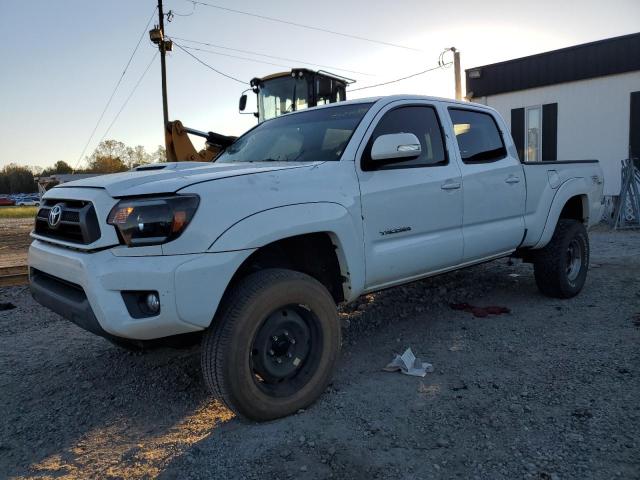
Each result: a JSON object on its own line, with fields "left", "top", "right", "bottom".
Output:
{"left": 441, "top": 180, "right": 461, "bottom": 190}
{"left": 505, "top": 176, "right": 520, "bottom": 184}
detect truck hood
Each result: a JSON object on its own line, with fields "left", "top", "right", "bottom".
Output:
{"left": 56, "top": 161, "right": 316, "bottom": 197}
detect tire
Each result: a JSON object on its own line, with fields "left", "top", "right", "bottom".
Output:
{"left": 202, "top": 268, "right": 340, "bottom": 421}
{"left": 533, "top": 219, "right": 589, "bottom": 298}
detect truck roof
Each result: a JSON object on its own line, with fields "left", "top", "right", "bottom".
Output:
{"left": 278, "top": 94, "right": 491, "bottom": 116}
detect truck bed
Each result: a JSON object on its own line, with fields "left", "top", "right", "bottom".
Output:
{"left": 521, "top": 160, "right": 604, "bottom": 248}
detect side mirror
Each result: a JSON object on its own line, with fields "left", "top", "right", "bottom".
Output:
{"left": 239, "top": 94, "right": 247, "bottom": 111}
{"left": 371, "top": 133, "right": 421, "bottom": 162}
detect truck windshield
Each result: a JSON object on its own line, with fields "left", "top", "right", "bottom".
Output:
{"left": 217, "top": 103, "right": 373, "bottom": 163}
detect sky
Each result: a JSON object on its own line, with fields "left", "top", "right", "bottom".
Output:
{"left": 1, "top": 0, "right": 639, "bottom": 170}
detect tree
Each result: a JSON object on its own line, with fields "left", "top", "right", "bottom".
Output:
{"left": 1, "top": 140, "right": 161, "bottom": 190}
{"left": 152, "top": 145, "right": 166, "bottom": 163}
{"left": 85, "top": 140, "right": 129, "bottom": 173}
{"left": 0, "top": 163, "right": 36, "bottom": 194}
{"left": 92, "top": 139, "right": 128, "bottom": 161}
{"left": 125, "top": 145, "right": 151, "bottom": 169}
{"left": 41, "top": 160, "right": 73, "bottom": 177}
{"left": 86, "top": 155, "right": 128, "bottom": 174}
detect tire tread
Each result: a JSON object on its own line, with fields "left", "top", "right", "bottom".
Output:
{"left": 533, "top": 219, "right": 589, "bottom": 298}
{"left": 201, "top": 269, "right": 335, "bottom": 418}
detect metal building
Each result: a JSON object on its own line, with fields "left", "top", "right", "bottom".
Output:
{"left": 466, "top": 32, "right": 640, "bottom": 196}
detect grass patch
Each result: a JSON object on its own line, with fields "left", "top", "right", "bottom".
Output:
{"left": 0, "top": 206, "right": 38, "bottom": 219}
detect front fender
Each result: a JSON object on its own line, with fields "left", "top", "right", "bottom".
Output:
{"left": 208, "top": 202, "right": 365, "bottom": 300}
{"left": 532, "top": 178, "right": 590, "bottom": 249}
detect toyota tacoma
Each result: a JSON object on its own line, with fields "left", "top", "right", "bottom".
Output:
{"left": 29, "top": 96, "right": 604, "bottom": 420}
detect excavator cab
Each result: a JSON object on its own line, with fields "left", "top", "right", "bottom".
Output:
{"left": 239, "top": 69, "right": 353, "bottom": 123}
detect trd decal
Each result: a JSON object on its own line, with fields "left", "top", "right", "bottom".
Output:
{"left": 379, "top": 227, "right": 412, "bottom": 236}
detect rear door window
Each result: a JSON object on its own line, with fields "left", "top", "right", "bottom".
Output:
{"left": 449, "top": 108, "right": 507, "bottom": 163}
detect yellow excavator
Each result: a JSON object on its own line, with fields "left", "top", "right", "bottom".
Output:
{"left": 165, "top": 120, "right": 236, "bottom": 163}
{"left": 166, "top": 68, "right": 353, "bottom": 162}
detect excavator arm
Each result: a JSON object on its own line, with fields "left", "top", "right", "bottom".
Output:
{"left": 165, "top": 120, "right": 236, "bottom": 162}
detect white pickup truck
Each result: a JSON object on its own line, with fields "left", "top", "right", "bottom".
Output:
{"left": 29, "top": 95, "right": 604, "bottom": 420}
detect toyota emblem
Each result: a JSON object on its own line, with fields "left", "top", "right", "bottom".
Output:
{"left": 48, "top": 204, "right": 63, "bottom": 229}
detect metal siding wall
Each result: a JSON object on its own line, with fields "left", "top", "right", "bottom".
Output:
{"left": 479, "top": 71, "right": 640, "bottom": 195}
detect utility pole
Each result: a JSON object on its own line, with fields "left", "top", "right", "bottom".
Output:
{"left": 149, "top": 0, "right": 172, "bottom": 152}
{"left": 451, "top": 47, "right": 462, "bottom": 101}
{"left": 157, "top": 0, "right": 169, "bottom": 129}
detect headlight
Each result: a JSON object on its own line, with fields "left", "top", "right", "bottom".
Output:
{"left": 107, "top": 195, "right": 199, "bottom": 247}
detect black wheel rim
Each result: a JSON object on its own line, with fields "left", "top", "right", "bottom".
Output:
{"left": 250, "top": 304, "right": 323, "bottom": 398}
{"left": 566, "top": 238, "right": 583, "bottom": 282}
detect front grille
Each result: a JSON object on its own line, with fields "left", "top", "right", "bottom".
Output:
{"left": 35, "top": 199, "right": 101, "bottom": 245}
{"left": 62, "top": 210, "right": 80, "bottom": 222}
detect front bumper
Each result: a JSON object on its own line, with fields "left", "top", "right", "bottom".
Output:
{"left": 30, "top": 268, "right": 109, "bottom": 338}
{"left": 28, "top": 240, "right": 253, "bottom": 340}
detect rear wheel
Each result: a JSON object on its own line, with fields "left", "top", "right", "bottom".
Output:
{"left": 201, "top": 268, "right": 340, "bottom": 421}
{"left": 533, "top": 219, "right": 589, "bottom": 298}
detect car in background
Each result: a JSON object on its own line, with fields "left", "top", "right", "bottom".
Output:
{"left": 15, "top": 197, "right": 40, "bottom": 206}
{"left": 0, "top": 197, "right": 16, "bottom": 206}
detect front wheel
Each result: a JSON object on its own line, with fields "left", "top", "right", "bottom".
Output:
{"left": 533, "top": 219, "right": 590, "bottom": 298}
{"left": 201, "top": 268, "right": 341, "bottom": 421}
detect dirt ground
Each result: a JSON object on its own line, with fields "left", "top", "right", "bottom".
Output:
{"left": 0, "top": 218, "right": 31, "bottom": 268}
{"left": 1, "top": 228, "right": 639, "bottom": 480}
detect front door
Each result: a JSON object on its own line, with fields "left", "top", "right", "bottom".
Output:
{"left": 447, "top": 107, "right": 526, "bottom": 261}
{"left": 356, "top": 102, "right": 464, "bottom": 289}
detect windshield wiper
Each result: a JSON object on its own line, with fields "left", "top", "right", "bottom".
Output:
{"left": 253, "top": 151, "right": 307, "bottom": 163}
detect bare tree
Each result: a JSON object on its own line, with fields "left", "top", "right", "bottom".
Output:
{"left": 125, "top": 145, "right": 152, "bottom": 169}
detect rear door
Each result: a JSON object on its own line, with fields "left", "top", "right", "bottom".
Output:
{"left": 447, "top": 107, "right": 526, "bottom": 261}
{"left": 356, "top": 101, "right": 464, "bottom": 289}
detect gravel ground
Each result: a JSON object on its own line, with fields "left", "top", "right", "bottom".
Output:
{"left": 1, "top": 228, "right": 639, "bottom": 480}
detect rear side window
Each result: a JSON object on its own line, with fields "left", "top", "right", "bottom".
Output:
{"left": 362, "top": 106, "right": 447, "bottom": 170}
{"left": 449, "top": 108, "right": 506, "bottom": 163}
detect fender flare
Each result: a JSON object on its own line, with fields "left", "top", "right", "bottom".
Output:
{"left": 532, "top": 178, "right": 589, "bottom": 249}
{"left": 208, "top": 202, "right": 365, "bottom": 300}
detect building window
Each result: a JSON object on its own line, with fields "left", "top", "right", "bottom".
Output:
{"left": 511, "top": 103, "right": 557, "bottom": 162}
{"left": 525, "top": 106, "right": 542, "bottom": 162}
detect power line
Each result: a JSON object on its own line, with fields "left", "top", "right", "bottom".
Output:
{"left": 171, "top": 35, "right": 372, "bottom": 76}
{"left": 98, "top": 52, "right": 159, "bottom": 144}
{"left": 173, "top": 41, "right": 247, "bottom": 84}
{"left": 348, "top": 63, "right": 451, "bottom": 92}
{"left": 73, "top": 7, "right": 158, "bottom": 171}
{"left": 179, "top": 44, "right": 293, "bottom": 69}
{"left": 188, "top": 1, "right": 423, "bottom": 52}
